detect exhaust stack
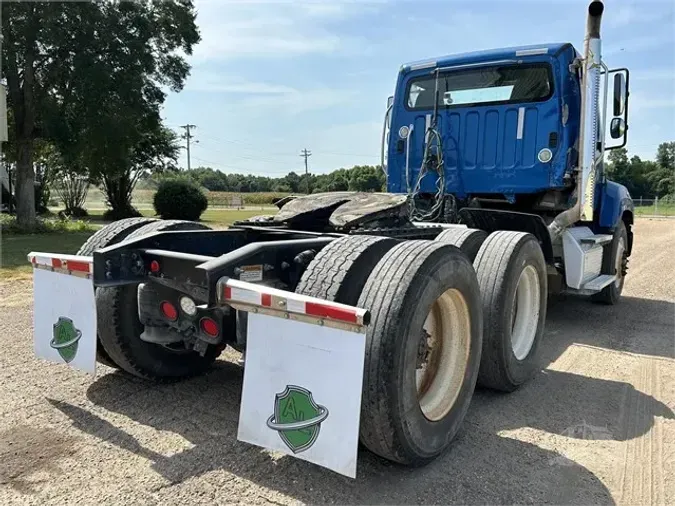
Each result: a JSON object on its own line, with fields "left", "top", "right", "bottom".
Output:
{"left": 549, "top": 1, "right": 604, "bottom": 239}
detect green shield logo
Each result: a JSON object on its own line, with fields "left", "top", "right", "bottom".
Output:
{"left": 266, "top": 385, "right": 329, "bottom": 453}
{"left": 51, "top": 317, "right": 82, "bottom": 364}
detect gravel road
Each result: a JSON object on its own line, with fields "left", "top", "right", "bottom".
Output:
{"left": 1, "top": 218, "right": 673, "bottom": 505}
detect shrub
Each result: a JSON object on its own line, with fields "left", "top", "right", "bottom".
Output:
{"left": 59, "top": 206, "right": 89, "bottom": 219}
{"left": 102, "top": 206, "right": 143, "bottom": 221}
{"left": 153, "top": 179, "right": 208, "bottom": 221}
{"left": 0, "top": 214, "right": 94, "bottom": 235}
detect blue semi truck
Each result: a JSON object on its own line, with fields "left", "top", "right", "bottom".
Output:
{"left": 30, "top": 0, "right": 631, "bottom": 471}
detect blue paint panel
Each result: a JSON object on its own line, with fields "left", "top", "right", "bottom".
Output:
{"left": 522, "top": 107, "right": 538, "bottom": 167}
{"left": 464, "top": 112, "right": 479, "bottom": 169}
{"left": 502, "top": 108, "right": 518, "bottom": 169}
{"left": 483, "top": 111, "right": 499, "bottom": 169}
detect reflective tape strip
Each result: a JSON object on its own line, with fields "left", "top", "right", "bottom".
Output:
{"left": 27, "top": 252, "right": 93, "bottom": 275}
{"left": 217, "top": 278, "right": 369, "bottom": 332}
{"left": 515, "top": 48, "right": 548, "bottom": 56}
{"left": 517, "top": 107, "right": 525, "bottom": 140}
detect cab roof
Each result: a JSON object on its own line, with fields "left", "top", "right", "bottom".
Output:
{"left": 402, "top": 43, "right": 573, "bottom": 72}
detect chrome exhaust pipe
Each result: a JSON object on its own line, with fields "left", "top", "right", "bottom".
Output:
{"left": 549, "top": 1, "right": 604, "bottom": 239}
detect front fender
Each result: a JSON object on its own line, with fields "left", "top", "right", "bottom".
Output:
{"left": 598, "top": 180, "right": 633, "bottom": 229}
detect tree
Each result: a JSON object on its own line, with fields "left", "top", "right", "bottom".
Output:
{"left": 348, "top": 165, "right": 385, "bottom": 191}
{"left": 2, "top": 1, "right": 199, "bottom": 226}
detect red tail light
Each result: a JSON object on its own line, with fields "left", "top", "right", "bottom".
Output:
{"left": 150, "top": 260, "right": 160, "bottom": 273}
{"left": 200, "top": 317, "right": 219, "bottom": 338}
{"left": 160, "top": 301, "right": 178, "bottom": 321}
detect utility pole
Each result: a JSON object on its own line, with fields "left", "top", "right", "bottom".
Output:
{"left": 300, "top": 148, "right": 312, "bottom": 194}
{"left": 180, "top": 124, "right": 197, "bottom": 170}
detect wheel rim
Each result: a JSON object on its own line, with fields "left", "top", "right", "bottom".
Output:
{"left": 416, "top": 288, "right": 471, "bottom": 422}
{"left": 510, "top": 265, "right": 540, "bottom": 361}
{"left": 615, "top": 236, "right": 626, "bottom": 289}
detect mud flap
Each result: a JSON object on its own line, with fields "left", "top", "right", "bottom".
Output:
{"left": 238, "top": 314, "right": 366, "bottom": 478}
{"left": 30, "top": 255, "right": 97, "bottom": 375}
{"left": 221, "top": 279, "right": 368, "bottom": 478}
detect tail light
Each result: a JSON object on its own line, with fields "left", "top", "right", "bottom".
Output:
{"left": 200, "top": 317, "right": 219, "bottom": 338}
{"left": 160, "top": 301, "right": 178, "bottom": 321}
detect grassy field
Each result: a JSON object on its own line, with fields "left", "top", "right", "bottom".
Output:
{"left": 81, "top": 186, "right": 289, "bottom": 208}
{"left": 0, "top": 208, "right": 271, "bottom": 279}
{"left": 634, "top": 203, "right": 675, "bottom": 217}
{"left": 1, "top": 232, "right": 95, "bottom": 279}
{"left": 85, "top": 208, "right": 269, "bottom": 226}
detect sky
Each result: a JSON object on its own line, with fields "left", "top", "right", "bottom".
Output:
{"left": 162, "top": 0, "right": 675, "bottom": 176}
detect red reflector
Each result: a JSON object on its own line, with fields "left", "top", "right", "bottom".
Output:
{"left": 223, "top": 286, "right": 232, "bottom": 300}
{"left": 305, "top": 302, "right": 358, "bottom": 323}
{"left": 261, "top": 293, "right": 272, "bottom": 307}
{"left": 52, "top": 258, "right": 63, "bottom": 269}
{"left": 150, "top": 260, "right": 160, "bottom": 273}
{"left": 200, "top": 317, "right": 219, "bottom": 338}
{"left": 67, "top": 260, "right": 90, "bottom": 273}
{"left": 160, "top": 301, "right": 178, "bottom": 321}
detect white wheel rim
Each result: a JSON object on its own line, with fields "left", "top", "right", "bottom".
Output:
{"left": 615, "top": 237, "right": 626, "bottom": 288}
{"left": 416, "top": 289, "right": 471, "bottom": 422}
{"left": 510, "top": 265, "right": 540, "bottom": 361}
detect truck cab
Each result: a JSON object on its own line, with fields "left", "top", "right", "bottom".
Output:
{"left": 384, "top": 41, "right": 631, "bottom": 232}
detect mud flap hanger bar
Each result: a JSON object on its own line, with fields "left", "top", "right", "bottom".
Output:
{"left": 218, "top": 278, "right": 370, "bottom": 334}
{"left": 27, "top": 252, "right": 370, "bottom": 334}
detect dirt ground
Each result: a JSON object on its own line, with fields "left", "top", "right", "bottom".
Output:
{"left": 1, "top": 219, "right": 673, "bottom": 505}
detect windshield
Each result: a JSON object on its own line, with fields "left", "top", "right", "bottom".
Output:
{"left": 406, "top": 64, "right": 553, "bottom": 110}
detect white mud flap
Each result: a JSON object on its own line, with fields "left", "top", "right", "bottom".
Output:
{"left": 29, "top": 253, "right": 97, "bottom": 375}
{"left": 221, "top": 279, "right": 368, "bottom": 478}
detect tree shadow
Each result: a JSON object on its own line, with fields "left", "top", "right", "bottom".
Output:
{"left": 47, "top": 362, "right": 616, "bottom": 504}
{"left": 50, "top": 294, "right": 674, "bottom": 504}
{"left": 543, "top": 295, "right": 675, "bottom": 363}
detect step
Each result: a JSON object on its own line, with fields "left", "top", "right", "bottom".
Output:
{"left": 582, "top": 274, "right": 618, "bottom": 292}
{"left": 580, "top": 234, "right": 613, "bottom": 246}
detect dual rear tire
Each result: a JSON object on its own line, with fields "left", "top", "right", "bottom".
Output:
{"left": 436, "top": 228, "right": 548, "bottom": 391}
{"left": 297, "top": 236, "right": 483, "bottom": 465}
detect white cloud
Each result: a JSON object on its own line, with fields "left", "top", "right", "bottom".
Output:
{"left": 235, "top": 88, "right": 358, "bottom": 114}
{"left": 192, "top": 0, "right": 378, "bottom": 61}
{"left": 184, "top": 70, "right": 297, "bottom": 93}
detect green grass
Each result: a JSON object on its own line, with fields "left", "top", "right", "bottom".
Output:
{"left": 85, "top": 208, "right": 270, "bottom": 227}
{"left": 0, "top": 232, "right": 95, "bottom": 279}
{"left": 634, "top": 204, "right": 675, "bottom": 217}
{"left": 0, "top": 207, "right": 272, "bottom": 280}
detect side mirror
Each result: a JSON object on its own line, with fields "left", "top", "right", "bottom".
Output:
{"left": 610, "top": 117, "right": 626, "bottom": 139}
{"left": 605, "top": 68, "right": 629, "bottom": 150}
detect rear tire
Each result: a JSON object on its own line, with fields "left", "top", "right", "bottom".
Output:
{"left": 435, "top": 227, "right": 488, "bottom": 262}
{"left": 592, "top": 221, "right": 628, "bottom": 305}
{"left": 295, "top": 235, "right": 398, "bottom": 304}
{"left": 96, "top": 220, "right": 218, "bottom": 381}
{"left": 473, "top": 231, "right": 547, "bottom": 392}
{"left": 357, "top": 241, "right": 482, "bottom": 465}
{"left": 77, "top": 217, "right": 157, "bottom": 368}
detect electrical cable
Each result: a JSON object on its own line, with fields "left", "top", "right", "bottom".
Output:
{"left": 408, "top": 69, "right": 446, "bottom": 222}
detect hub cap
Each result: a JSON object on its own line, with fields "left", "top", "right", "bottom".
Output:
{"left": 416, "top": 289, "right": 471, "bottom": 421}
{"left": 510, "top": 265, "right": 540, "bottom": 361}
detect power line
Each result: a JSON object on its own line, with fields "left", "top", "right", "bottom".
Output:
{"left": 180, "top": 124, "right": 197, "bottom": 170}
{"left": 300, "top": 148, "right": 312, "bottom": 194}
